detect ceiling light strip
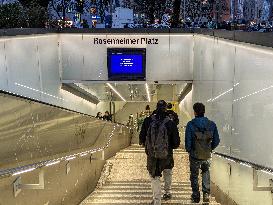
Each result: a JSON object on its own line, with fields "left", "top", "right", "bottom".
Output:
{"left": 145, "top": 83, "right": 151, "bottom": 102}
{"left": 106, "top": 83, "right": 126, "bottom": 102}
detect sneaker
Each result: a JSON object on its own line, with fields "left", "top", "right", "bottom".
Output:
{"left": 203, "top": 193, "right": 210, "bottom": 203}
{"left": 162, "top": 193, "right": 172, "bottom": 201}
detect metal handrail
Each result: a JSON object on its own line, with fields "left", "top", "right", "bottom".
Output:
{"left": 213, "top": 152, "right": 273, "bottom": 194}
{"left": 213, "top": 152, "right": 273, "bottom": 174}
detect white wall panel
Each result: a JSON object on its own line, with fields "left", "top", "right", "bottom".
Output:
{"left": 191, "top": 34, "right": 273, "bottom": 205}
{"left": 82, "top": 34, "right": 108, "bottom": 81}
{"left": 61, "top": 34, "right": 194, "bottom": 81}
{"left": 192, "top": 81, "right": 213, "bottom": 113}
{"left": 146, "top": 34, "right": 193, "bottom": 81}
{"left": 37, "top": 35, "right": 63, "bottom": 106}
{"left": 213, "top": 39, "right": 236, "bottom": 81}
{"left": 5, "top": 37, "right": 41, "bottom": 100}
{"left": 234, "top": 45, "right": 273, "bottom": 82}
{"left": 179, "top": 90, "right": 193, "bottom": 125}
{"left": 232, "top": 45, "right": 273, "bottom": 168}
{"left": 146, "top": 35, "right": 172, "bottom": 80}
{"left": 178, "top": 90, "right": 193, "bottom": 148}
{"left": 193, "top": 36, "right": 215, "bottom": 81}
{"left": 0, "top": 40, "right": 8, "bottom": 90}
{"left": 168, "top": 35, "right": 193, "bottom": 80}
{"left": 0, "top": 35, "right": 111, "bottom": 116}
{"left": 209, "top": 81, "right": 234, "bottom": 155}
{"left": 193, "top": 36, "right": 273, "bottom": 168}
{"left": 61, "top": 34, "right": 104, "bottom": 81}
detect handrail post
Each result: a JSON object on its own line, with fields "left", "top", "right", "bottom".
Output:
{"left": 13, "top": 169, "right": 44, "bottom": 197}
{"left": 253, "top": 168, "right": 273, "bottom": 192}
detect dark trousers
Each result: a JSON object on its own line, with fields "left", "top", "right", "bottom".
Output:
{"left": 189, "top": 156, "right": 210, "bottom": 200}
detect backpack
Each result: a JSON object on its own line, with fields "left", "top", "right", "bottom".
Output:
{"left": 193, "top": 121, "right": 213, "bottom": 160}
{"left": 145, "top": 115, "right": 170, "bottom": 159}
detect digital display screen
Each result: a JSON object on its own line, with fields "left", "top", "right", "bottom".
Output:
{"left": 110, "top": 54, "right": 143, "bottom": 75}
{"left": 107, "top": 48, "right": 146, "bottom": 80}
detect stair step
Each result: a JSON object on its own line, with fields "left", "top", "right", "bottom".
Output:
{"left": 105, "top": 182, "right": 191, "bottom": 186}
{"left": 89, "top": 193, "right": 215, "bottom": 200}
{"left": 99, "top": 186, "right": 192, "bottom": 191}
{"left": 83, "top": 203, "right": 219, "bottom": 205}
{"left": 100, "top": 186, "right": 192, "bottom": 190}
{"left": 83, "top": 199, "right": 220, "bottom": 205}
{"left": 102, "top": 182, "right": 191, "bottom": 186}
{"left": 89, "top": 196, "right": 191, "bottom": 200}
{"left": 80, "top": 146, "right": 220, "bottom": 205}
{"left": 92, "top": 190, "right": 192, "bottom": 195}
{"left": 88, "top": 195, "right": 215, "bottom": 201}
{"left": 119, "top": 150, "right": 186, "bottom": 153}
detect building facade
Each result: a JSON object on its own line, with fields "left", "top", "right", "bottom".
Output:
{"left": 243, "top": 0, "right": 255, "bottom": 21}
{"left": 231, "top": 0, "right": 273, "bottom": 22}
{"left": 0, "top": 0, "right": 17, "bottom": 5}
{"left": 220, "top": 0, "right": 232, "bottom": 21}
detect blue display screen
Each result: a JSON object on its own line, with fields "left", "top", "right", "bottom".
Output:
{"left": 110, "top": 54, "right": 143, "bottom": 74}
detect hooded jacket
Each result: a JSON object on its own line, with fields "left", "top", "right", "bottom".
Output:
{"left": 139, "top": 111, "right": 180, "bottom": 177}
{"left": 166, "top": 109, "right": 179, "bottom": 126}
{"left": 185, "top": 116, "right": 220, "bottom": 159}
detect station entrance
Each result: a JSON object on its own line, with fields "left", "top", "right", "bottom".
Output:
{"left": 0, "top": 30, "right": 272, "bottom": 205}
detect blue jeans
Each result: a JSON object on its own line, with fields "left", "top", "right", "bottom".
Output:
{"left": 189, "top": 156, "right": 210, "bottom": 200}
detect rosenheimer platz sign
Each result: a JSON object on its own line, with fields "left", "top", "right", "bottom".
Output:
{"left": 93, "top": 37, "right": 159, "bottom": 45}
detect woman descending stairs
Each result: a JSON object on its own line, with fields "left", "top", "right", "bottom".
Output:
{"left": 81, "top": 146, "right": 221, "bottom": 205}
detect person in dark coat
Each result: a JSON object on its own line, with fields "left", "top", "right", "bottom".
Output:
{"left": 103, "top": 111, "right": 112, "bottom": 121}
{"left": 139, "top": 100, "right": 180, "bottom": 205}
{"left": 96, "top": 112, "right": 103, "bottom": 120}
{"left": 166, "top": 103, "right": 179, "bottom": 126}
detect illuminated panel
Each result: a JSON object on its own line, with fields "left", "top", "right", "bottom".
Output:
{"left": 111, "top": 54, "right": 143, "bottom": 75}
{"left": 107, "top": 48, "right": 146, "bottom": 81}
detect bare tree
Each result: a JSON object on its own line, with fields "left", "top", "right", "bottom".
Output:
{"left": 210, "top": 0, "right": 228, "bottom": 22}
{"left": 122, "top": 0, "right": 131, "bottom": 8}
{"left": 48, "top": 0, "right": 74, "bottom": 27}
{"left": 134, "top": 0, "right": 168, "bottom": 24}
{"left": 171, "top": 0, "right": 181, "bottom": 27}
{"left": 19, "top": 0, "right": 51, "bottom": 8}
{"left": 183, "top": 0, "right": 227, "bottom": 22}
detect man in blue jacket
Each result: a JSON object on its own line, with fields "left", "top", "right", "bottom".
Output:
{"left": 185, "top": 103, "right": 220, "bottom": 203}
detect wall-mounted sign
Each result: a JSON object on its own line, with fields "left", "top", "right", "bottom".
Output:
{"left": 94, "top": 37, "right": 159, "bottom": 45}
{"left": 107, "top": 48, "right": 146, "bottom": 81}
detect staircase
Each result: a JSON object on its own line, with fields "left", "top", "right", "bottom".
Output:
{"left": 81, "top": 146, "right": 221, "bottom": 205}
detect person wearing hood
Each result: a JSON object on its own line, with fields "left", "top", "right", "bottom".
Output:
{"left": 185, "top": 102, "right": 220, "bottom": 204}
{"left": 139, "top": 100, "right": 180, "bottom": 205}
{"left": 166, "top": 103, "right": 179, "bottom": 126}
